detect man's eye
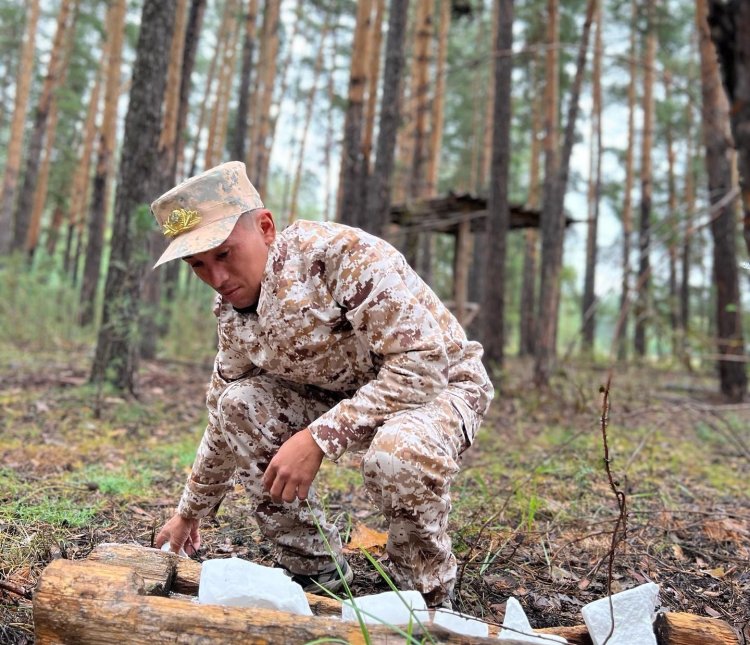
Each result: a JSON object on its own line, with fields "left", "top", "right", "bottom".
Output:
{"left": 189, "top": 261, "right": 202, "bottom": 269}
{"left": 217, "top": 251, "right": 229, "bottom": 260}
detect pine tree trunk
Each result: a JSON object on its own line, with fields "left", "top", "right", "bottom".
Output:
{"left": 233, "top": 0, "right": 259, "bottom": 163}
{"left": 337, "top": 0, "right": 374, "bottom": 226}
{"left": 266, "top": 0, "right": 305, "bottom": 185}
{"left": 534, "top": 0, "right": 596, "bottom": 386}
{"left": 205, "top": 0, "right": 241, "bottom": 169}
{"left": 708, "top": 0, "right": 750, "bottom": 258}
{"left": 616, "top": 0, "right": 638, "bottom": 362}
{"left": 696, "top": 0, "right": 747, "bottom": 402}
{"left": 323, "top": 29, "right": 338, "bottom": 222}
{"left": 13, "top": 0, "right": 76, "bottom": 251}
{"left": 480, "top": 0, "right": 500, "bottom": 190}
{"left": 142, "top": 0, "right": 190, "bottom": 360}
{"left": 581, "top": 0, "right": 602, "bottom": 353}
{"left": 533, "top": 0, "right": 559, "bottom": 383}
{"left": 407, "top": 0, "right": 432, "bottom": 200}
{"left": 680, "top": 101, "right": 695, "bottom": 364}
{"left": 90, "top": 0, "right": 177, "bottom": 393}
{"left": 664, "top": 70, "right": 680, "bottom": 359}
{"left": 480, "top": 0, "right": 513, "bottom": 366}
{"left": 365, "top": 0, "right": 410, "bottom": 236}
{"left": 188, "top": 2, "right": 224, "bottom": 177}
{"left": 0, "top": 0, "right": 40, "bottom": 254}
{"left": 248, "top": 0, "right": 281, "bottom": 195}
{"left": 79, "top": 0, "right": 126, "bottom": 328}
{"left": 175, "top": 0, "right": 207, "bottom": 180}
{"left": 362, "top": 0, "right": 386, "bottom": 186}
{"left": 519, "top": 55, "right": 542, "bottom": 358}
{"left": 61, "top": 69, "right": 103, "bottom": 275}
{"left": 157, "top": 0, "right": 188, "bottom": 186}
{"left": 634, "top": 0, "right": 657, "bottom": 358}
{"left": 425, "top": 0, "right": 450, "bottom": 195}
{"left": 212, "top": 3, "right": 242, "bottom": 166}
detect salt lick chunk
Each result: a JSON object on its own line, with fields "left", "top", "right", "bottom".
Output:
{"left": 427, "top": 608, "right": 489, "bottom": 637}
{"left": 198, "top": 557, "right": 313, "bottom": 615}
{"left": 581, "top": 582, "right": 659, "bottom": 645}
{"left": 341, "top": 589, "right": 427, "bottom": 625}
{"left": 499, "top": 597, "right": 568, "bottom": 644}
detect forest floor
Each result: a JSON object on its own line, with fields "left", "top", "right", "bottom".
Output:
{"left": 1, "top": 347, "right": 749, "bottom": 643}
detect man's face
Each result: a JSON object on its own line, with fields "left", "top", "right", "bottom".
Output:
{"left": 183, "top": 210, "right": 276, "bottom": 309}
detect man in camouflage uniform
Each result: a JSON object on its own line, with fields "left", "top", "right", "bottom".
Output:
{"left": 154, "top": 161, "right": 493, "bottom": 607}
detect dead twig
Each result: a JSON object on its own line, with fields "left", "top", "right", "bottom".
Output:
{"left": 600, "top": 374, "right": 628, "bottom": 645}
{"left": 0, "top": 579, "right": 32, "bottom": 600}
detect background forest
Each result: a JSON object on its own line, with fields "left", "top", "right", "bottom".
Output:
{"left": 0, "top": 0, "right": 749, "bottom": 642}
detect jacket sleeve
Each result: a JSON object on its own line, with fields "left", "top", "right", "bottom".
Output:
{"left": 176, "top": 361, "right": 236, "bottom": 519}
{"left": 307, "top": 228, "right": 449, "bottom": 461}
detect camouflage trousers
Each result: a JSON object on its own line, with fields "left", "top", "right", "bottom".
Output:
{"left": 217, "top": 374, "right": 479, "bottom": 605}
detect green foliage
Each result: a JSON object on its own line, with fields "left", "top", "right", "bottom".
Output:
{"left": 0, "top": 254, "right": 91, "bottom": 352}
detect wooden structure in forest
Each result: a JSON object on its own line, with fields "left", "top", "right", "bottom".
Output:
{"left": 33, "top": 543, "right": 738, "bottom": 644}
{"left": 388, "top": 192, "right": 568, "bottom": 327}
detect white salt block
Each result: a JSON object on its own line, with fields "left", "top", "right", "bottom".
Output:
{"left": 421, "top": 608, "right": 489, "bottom": 637}
{"left": 499, "top": 597, "right": 568, "bottom": 644}
{"left": 198, "top": 557, "right": 312, "bottom": 615}
{"left": 341, "top": 589, "right": 427, "bottom": 625}
{"left": 160, "top": 542, "right": 187, "bottom": 557}
{"left": 581, "top": 582, "right": 659, "bottom": 645}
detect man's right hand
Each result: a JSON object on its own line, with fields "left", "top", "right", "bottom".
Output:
{"left": 155, "top": 514, "right": 201, "bottom": 555}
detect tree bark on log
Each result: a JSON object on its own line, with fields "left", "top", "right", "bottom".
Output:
{"left": 33, "top": 544, "right": 739, "bottom": 645}
{"left": 35, "top": 558, "right": 517, "bottom": 645}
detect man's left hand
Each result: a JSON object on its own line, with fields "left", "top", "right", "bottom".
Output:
{"left": 263, "top": 428, "right": 325, "bottom": 503}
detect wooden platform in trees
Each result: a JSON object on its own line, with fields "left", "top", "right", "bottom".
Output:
{"left": 388, "top": 192, "right": 572, "bottom": 234}
{"left": 32, "top": 544, "right": 738, "bottom": 644}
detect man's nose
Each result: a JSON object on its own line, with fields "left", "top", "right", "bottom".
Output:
{"left": 205, "top": 264, "right": 228, "bottom": 290}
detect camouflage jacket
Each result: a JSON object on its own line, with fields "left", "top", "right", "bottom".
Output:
{"left": 177, "top": 220, "right": 494, "bottom": 519}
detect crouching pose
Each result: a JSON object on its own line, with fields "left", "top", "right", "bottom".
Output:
{"left": 153, "top": 161, "right": 493, "bottom": 607}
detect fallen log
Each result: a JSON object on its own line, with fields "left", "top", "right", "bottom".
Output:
{"left": 88, "top": 543, "right": 341, "bottom": 615}
{"left": 33, "top": 559, "right": 524, "bottom": 644}
{"left": 34, "top": 544, "right": 739, "bottom": 645}
{"left": 655, "top": 611, "right": 739, "bottom": 645}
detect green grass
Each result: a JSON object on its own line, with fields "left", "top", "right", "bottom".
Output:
{"left": 72, "top": 463, "right": 154, "bottom": 499}
{"left": 2, "top": 497, "right": 99, "bottom": 528}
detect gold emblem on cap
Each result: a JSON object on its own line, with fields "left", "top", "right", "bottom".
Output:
{"left": 162, "top": 208, "right": 201, "bottom": 237}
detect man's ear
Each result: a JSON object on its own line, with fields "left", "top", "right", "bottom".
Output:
{"left": 257, "top": 209, "right": 276, "bottom": 243}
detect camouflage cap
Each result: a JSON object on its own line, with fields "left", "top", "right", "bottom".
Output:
{"left": 151, "top": 161, "right": 264, "bottom": 268}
